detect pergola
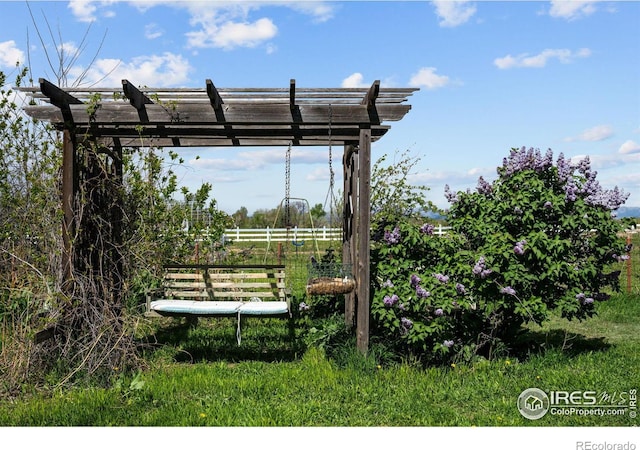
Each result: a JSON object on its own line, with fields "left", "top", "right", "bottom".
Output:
{"left": 19, "top": 78, "right": 418, "bottom": 352}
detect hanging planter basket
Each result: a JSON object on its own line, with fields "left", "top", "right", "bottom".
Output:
{"left": 306, "top": 261, "right": 355, "bottom": 295}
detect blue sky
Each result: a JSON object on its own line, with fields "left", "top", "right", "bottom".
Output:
{"left": 1, "top": 0, "right": 639, "bottom": 215}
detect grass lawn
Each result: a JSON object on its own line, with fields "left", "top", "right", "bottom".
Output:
{"left": 0, "top": 292, "right": 638, "bottom": 428}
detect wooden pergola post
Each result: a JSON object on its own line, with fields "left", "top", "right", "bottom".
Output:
{"left": 356, "top": 129, "right": 371, "bottom": 353}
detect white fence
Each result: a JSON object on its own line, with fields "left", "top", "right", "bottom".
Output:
{"left": 223, "top": 227, "right": 340, "bottom": 243}
{"left": 223, "top": 225, "right": 450, "bottom": 243}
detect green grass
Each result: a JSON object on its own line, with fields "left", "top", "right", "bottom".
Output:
{"left": 1, "top": 291, "right": 638, "bottom": 426}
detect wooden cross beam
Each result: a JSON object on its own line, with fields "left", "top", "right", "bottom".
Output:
{"left": 39, "top": 78, "right": 83, "bottom": 108}
{"left": 361, "top": 80, "right": 380, "bottom": 125}
{"left": 206, "top": 79, "right": 224, "bottom": 114}
{"left": 39, "top": 78, "right": 82, "bottom": 124}
{"left": 206, "top": 79, "right": 239, "bottom": 145}
{"left": 122, "top": 79, "right": 153, "bottom": 122}
{"left": 289, "top": 79, "right": 302, "bottom": 145}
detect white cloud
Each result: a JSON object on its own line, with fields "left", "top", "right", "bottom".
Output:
{"left": 68, "top": 52, "right": 192, "bottom": 87}
{"left": 432, "top": 1, "right": 477, "bottom": 27}
{"left": 68, "top": 0, "right": 98, "bottom": 23}
{"left": 494, "top": 48, "right": 591, "bottom": 69}
{"left": 409, "top": 67, "right": 450, "bottom": 90}
{"left": 619, "top": 140, "right": 640, "bottom": 155}
{"left": 565, "top": 124, "right": 614, "bottom": 142}
{"left": 288, "top": 2, "right": 336, "bottom": 23}
{"left": 306, "top": 167, "right": 330, "bottom": 182}
{"left": 0, "top": 40, "right": 25, "bottom": 68}
{"left": 67, "top": 0, "right": 116, "bottom": 23}
{"left": 191, "top": 17, "right": 278, "bottom": 50}
{"left": 341, "top": 73, "right": 368, "bottom": 88}
{"left": 144, "top": 23, "right": 164, "bottom": 40}
{"left": 57, "top": 41, "right": 80, "bottom": 62}
{"left": 549, "top": 0, "right": 599, "bottom": 20}
{"left": 181, "top": 2, "right": 333, "bottom": 50}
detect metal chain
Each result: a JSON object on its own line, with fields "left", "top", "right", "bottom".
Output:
{"left": 285, "top": 140, "right": 291, "bottom": 227}
{"left": 325, "top": 104, "right": 335, "bottom": 229}
{"left": 328, "top": 104, "right": 334, "bottom": 192}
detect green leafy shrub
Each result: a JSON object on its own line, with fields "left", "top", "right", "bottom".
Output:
{"left": 370, "top": 147, "right": 628, "bottom": 363}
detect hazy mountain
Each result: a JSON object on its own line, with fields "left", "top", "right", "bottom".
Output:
{"left": 617, "top": 207, "right": 640, "bottom": 219}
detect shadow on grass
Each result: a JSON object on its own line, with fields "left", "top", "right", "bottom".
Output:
{"left": 511, "top": 327, "right": 611, "bottom": 360}
{"left": 138, "top": 317, "right": 305, "bottom": 364}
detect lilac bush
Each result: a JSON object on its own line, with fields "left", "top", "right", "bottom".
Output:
{"left": 370, "top": 147, "right": 628, "bottom": 362}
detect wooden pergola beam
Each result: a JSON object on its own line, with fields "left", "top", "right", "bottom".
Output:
{"left": 206, "top": 79, "right": 224, "bottom": 111}
{"left": 361, "top": 80, "right": 381, "bottom": 125}
{"left": 39, "top": 78, "right": 83, "bottom": 109}
{"left": 122, "top": 79, "right": 153, "bottom": 110}
{"left": 361, "top": 80, "right": 380, "bottom": 108}
{"left": 289, "top": 79, "right": 296, "bottom": 110}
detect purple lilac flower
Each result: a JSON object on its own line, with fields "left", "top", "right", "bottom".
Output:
{"left": 434, "top": 308, "right": 444, "bottom": 317}
{"left": 420, "top": 223, "right": 435, "bottom": 235}
{"left": 472, "top": 257, "right": 492, "bottom": 278}
{"left": 500, "top": 147, "right": 550, "bottom": 177}
{"left": 579, "top": 170, "right": 599, "bottom": 197}
{"left": 382, "top": 279, "right": 394, "bottom": 288}
{"left": 500, "top": 286, "right": 516, "bottom": 296}
{"left": 383, "top": 294, "right": 399, "bottom": 307}
{"left": 410, "top": 274, "right": 422, "bottom": 288}
{"left": 416, "top": 286, "right": 430, "bottom": 298}
{"left": 434, "top": 273, "right": 449, "bottom": 284}
{"left": 574, "top": 156, "right": 591, "bottom": 176}
{"left": 514, "top": 240, "right": 526, "bottom": 256}
{"left": 564, "top": 178, "right": 577, "bottom": 203}
{"left": 583, "top": 297, "right": 594, "bottom": 305}
{"left": 544, "top": 201, "right": 553, "bottom": 209}
{"left": 299, "top": 302, "right": 310, "bottom": 312}
{"left": 539, "top": 149, "right": 554, "bottom": 171}
{"left": 455, "top": 283, "right": 466, "bottom": 295}
{"left": 443, "top": 339, "right": 454, "bottom": 348}
{"left": 584, "top": 185, "right": 629, "bottom": 211}
{"left": 576, "top": 293, "right": 586, "bottom": 302}
{"left": 400, "top": 317, "right": 413, "bottom": 330}
{"left": 556, "top": 153, "right": 571, "bottom": 183}
{"left": 476, "top": 176, "right": 493, "bottom": 195}
{"left": 444, "top": 184, "right": 458, "bottom": 204}
{"left": 384, "top": 226, "right": 401, "bottom": 244}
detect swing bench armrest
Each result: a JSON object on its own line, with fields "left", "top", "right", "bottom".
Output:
{"left": 145, "top": 287, "right": 165, "bottom": 317}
